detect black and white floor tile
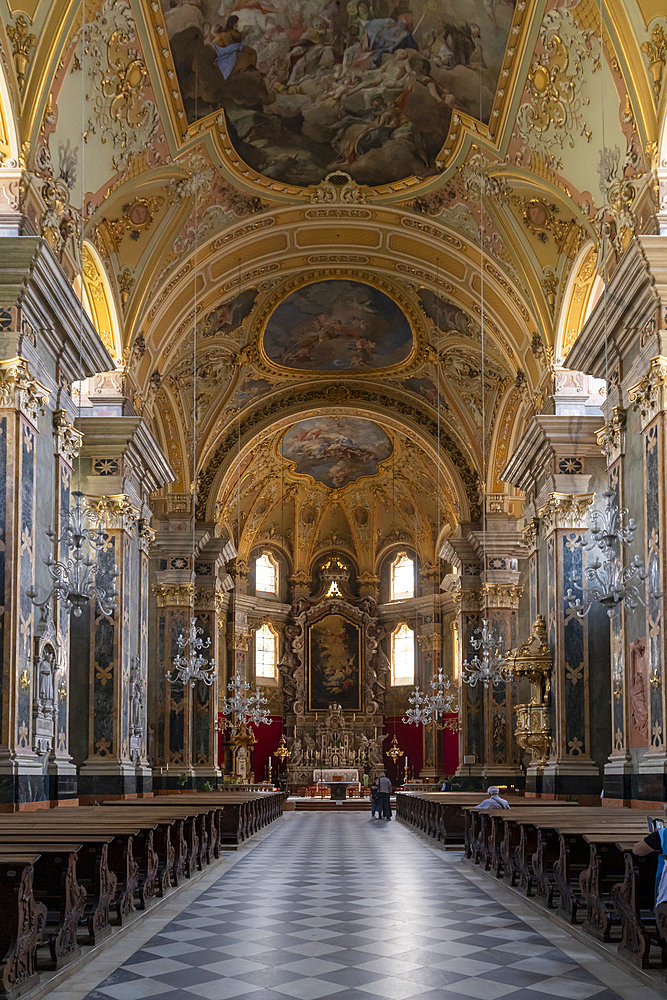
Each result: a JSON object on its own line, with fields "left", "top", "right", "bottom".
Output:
{"left": 68, "top": 814, "right": 662, "bottom": 1000}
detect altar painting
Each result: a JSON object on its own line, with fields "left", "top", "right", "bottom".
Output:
{"left": 160, "top": 1, "right": 514, "bottom": 188}
{"left": 308, "top": 613, "right": 362, "bottom": 712}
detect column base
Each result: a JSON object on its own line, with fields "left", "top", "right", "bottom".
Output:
{"left": 541, "top": 758, "right": 601, "bottom": 798}
{"left": 482, "top": 765, "right": 525, "bottom": 793}
{"left": 455, "top": 763, "right": 485, "bottom": 790}
{"left": 0, "top": 750, "right": 49, "bottom": 805}
{"left": 78, "top": 758, "right": 146, "bottom": 798}
{"left": 603, "top": 755, "right": 634, "bottom": 804}
{"left": 47, "top": 756, "right": 78, "bottom": 802}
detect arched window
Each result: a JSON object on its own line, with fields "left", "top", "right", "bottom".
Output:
{"left": 255, "top": 551, "right": 277, "bottom": 595}
{"left": 391, "top": 623, "right": 415, "bottom": 686}
{"left": 390, "top": 552, "right": 414, "bottom": 601}
{"left": 255, "top": 623, "right": 277, "bottom": 680}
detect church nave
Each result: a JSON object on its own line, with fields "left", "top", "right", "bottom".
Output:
{"left": 55, "top": 814, "right": 655, "bottom": 1000}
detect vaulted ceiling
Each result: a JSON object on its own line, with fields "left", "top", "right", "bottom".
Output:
{"left": 0, "top": 0, "right": 665, "bottom": 568}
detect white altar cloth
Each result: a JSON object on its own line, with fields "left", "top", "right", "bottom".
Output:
{"left": 312, "top": 768, "right": 359, "bottom": 783}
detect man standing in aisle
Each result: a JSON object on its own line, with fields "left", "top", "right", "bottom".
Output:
{"left": 378, "top": 771, "right": 392, "bottom": 819}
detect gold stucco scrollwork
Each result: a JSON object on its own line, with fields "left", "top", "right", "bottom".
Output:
{"left": 641, "top": 24, "right": 666, "bottom": 100}
{"left": 516, "top": 8, "right": 594, "bottom": 169}
{"left": 0, "top": 357, "right": 49, "bottom": 425}
{"left": 86, "top": 0, "right": 159, "bottom": 172}
{"left": 6, "top": 16, "right": 35, "bottom": 92}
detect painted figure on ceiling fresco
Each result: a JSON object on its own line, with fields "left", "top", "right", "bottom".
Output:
{"left": 263, "top": 279, "right": 412, "bottom": 371}
{"left": 281, "top": 416, "right": 392, "bottom": 488}
{"left": 160, "top": 0, "right": 515, "bottom": 187}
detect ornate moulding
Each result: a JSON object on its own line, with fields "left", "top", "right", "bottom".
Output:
{"left": 629, "top": 356, "right": 667, "bottom": 430}
{"left": 250, "top": 269, "right": 425, "bottom": 379}
{"left": 596, "top": 406, "right": 626, "bottom": 466}
{"left": 0, "top": 356, "right": 49, "bottom": 424}
{"left": 152, "top": 583, "right": 194, "bottom": 608}
{"left": 53, "top": 408, "right": 82, "bottom": 465}
{"left": 85, "top": 493, "right": 140, "bottom": 533}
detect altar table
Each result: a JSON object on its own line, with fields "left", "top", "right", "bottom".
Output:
{"left": 312, "top": 768, "right": 359, "bottom": 782}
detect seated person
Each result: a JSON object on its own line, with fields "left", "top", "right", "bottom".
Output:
{"left": 633, "top": 824, "right": 667, "bottom": 917}
{"left": 476, "top": 785, "right": 510, "bottom": 809}
{"left": 441, "top": 776, "right": 453, "bottom": 792}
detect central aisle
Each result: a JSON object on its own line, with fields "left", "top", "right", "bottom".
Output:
{"left": 80, "top": 814, "right": 657, "bottom": 1000}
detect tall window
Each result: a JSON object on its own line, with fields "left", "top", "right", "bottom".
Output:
{"left": 391, "top": 623, "right": 415, "bottom": 686}
{"left": 391, "top": 552, "right": 414, "bottom": 601}
{"left": 255, "top": 623, "right": 277, "bottom": 680}
{"left": 255, "top": 551, "right": 277, "bottom": 594}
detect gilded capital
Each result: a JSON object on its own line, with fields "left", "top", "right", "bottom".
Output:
{"left": 629, "top": 357, "right": 667, "bottom": 431}
{"left": 452, "top": 589, "right": 482, "bottom": 613}
{"left": 0, "top": 357, "right": 49, "bottom": 426}
{"left": 596, "top": 406, "right": 626, "bottom": 466}
{"left": 152, "top": 582, "right": 194, "bottom": 607}
{"left": 538, "top": 492, "right": 593, "bottom": 532}
{"left": 138, "top": 519, "right": 156, "bottom": 553}
{"left": 482, "top": 583, "right": 524, "bottom": 610}
{"left": 85, "top": 493, "right": 140, "bottom": 532}
{"left": 53, "top": 408, "right": 82, "bottom": 465}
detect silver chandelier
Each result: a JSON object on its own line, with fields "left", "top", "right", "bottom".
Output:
{"left": 565, "top": 489, "right": 649, "bottom": 619}
{"left": 220, "top": 670, "right": 272, "bottom": 728}
{"left": 167, "top": 617, "right": 215, "bottom": 687}
{"left": 403, "top": 669, "right": 458, "bottom": 726}
{"left": 27, "top": 490, "right": 118, "bottom": 617}
{"left": 462, "top": 618, "right": 508, "bottom": 687}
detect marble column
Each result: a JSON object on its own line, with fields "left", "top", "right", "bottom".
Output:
{"left": 537, "top": 493, "right": 601, "bottom": 797}
{"left": 0, "top": 359, "right": 50, "bottom": 801}
{"left": 629, "top": 359, "right": 667, "bottom": 790}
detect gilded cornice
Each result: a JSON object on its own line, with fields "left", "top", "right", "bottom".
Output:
{"left": 629, "top": 356, "right": 667, "bottom": 430}
{"left": 537, "top": 492, "right": 594, "bottom": 533}
{"left": 0, "top": 356, "right": 49, "bottom": 425}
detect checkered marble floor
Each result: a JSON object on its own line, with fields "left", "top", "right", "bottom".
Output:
{"left": 80, "top": 814, "right": 658, "bottom": 1000}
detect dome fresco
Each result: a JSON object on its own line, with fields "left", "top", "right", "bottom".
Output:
{"left": 281, "top": 416, "right": 393, "bottom": 488}
{"left": 262, "top": 280, "right": 413, "bottom": 371}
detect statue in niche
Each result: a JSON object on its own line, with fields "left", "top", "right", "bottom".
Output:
{"left": 629, "top": 639, "right": 649, "bottom": 748}
{"left": 130, "top": 657, "right": 144, "bottom": 737}
{"left": 37, "top": 644, "right": 56, "bottom": 710}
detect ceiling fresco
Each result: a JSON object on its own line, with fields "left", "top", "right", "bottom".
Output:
{"left": 160, "top": 0, "right": 517, "bottom": 187}
{"left": 0, "top": 0, "right": 663, "bottom": 571}
{"left": 262, "top": 279, "right": 413, "bottom": 371}
{"left": 280, "top": 415, "right": 393, "bottom": 487}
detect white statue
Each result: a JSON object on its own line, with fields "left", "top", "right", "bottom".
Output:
{"left": 37, "top": 646, "right": 56, "bottom": 707}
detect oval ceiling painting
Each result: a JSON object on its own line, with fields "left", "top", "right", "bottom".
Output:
{"left": 161, "top": 1, "right": 515, "bottom": 188}
{"left": 281, "top": 416, "right": 392, "bottom": 488}
{"left": 263, "top": 280, "right": 413, "bottom": 371}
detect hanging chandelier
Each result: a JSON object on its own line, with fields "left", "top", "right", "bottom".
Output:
{"left": 27, "top": 491, "right": 118, "bottom": 617}
{"left": 564, "top": 489, "right": 649, "bottom": 619}
{"left": 461, "top": 618, "right": 508, "bottom": 687}
{"left": 403, "top": 669, "right": 458, "bottom": 726}
{"left": 167, "top": 617, "right": 215, "bottom": 687}
{"left": 220, "top": 670, "right": 272, "bottom": 729}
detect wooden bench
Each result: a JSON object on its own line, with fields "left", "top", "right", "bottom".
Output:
{"left": 0, "top": 853, "right": 47, "bottom": 1000}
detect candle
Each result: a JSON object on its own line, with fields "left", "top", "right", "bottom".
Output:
{"left": 269, "top": 756, "right": 272, "bottom": 768}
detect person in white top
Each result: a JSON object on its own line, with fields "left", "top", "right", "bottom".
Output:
{"left": 475, "top": 785, "right": 510, "bottom": 809}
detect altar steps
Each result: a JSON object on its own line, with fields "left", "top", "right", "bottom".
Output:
{"left": 288, "top": 797, "right": 396, "bottom": 812}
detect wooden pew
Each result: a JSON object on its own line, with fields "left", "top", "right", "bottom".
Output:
{"left": 0, "top": 853, "right": 47, "bottom": 1000}
{"left": 0, "top": 843, "right": 84, "bottom": 973}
